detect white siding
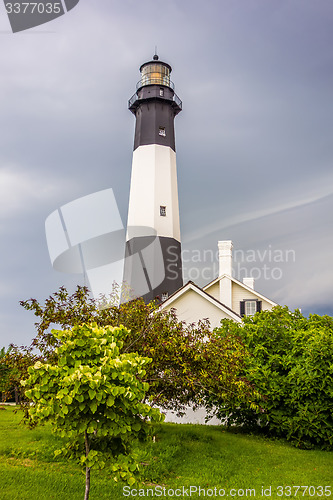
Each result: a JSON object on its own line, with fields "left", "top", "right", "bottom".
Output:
{"left": 232, "top": 281, "right": 274, "bottom": 315}
{"left": 205, "top": 278, "right": 275, "bottom": 316}
{"left": 163, "top": 288, "right": 236, "bottom": 328}
{"left": 163, "top": 406, "right": 223, "bottom": 425}
{"left": 204, "top": 281, "right": 219, "bottom": 301}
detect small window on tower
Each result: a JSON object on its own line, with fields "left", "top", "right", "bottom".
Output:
{"left": 159, "top": 126, "right": 166, "bottom": 137}
{"left": 160, "top": 206, "right": 166, "bottom": 217}
{"left": 160, "top": 88, "right": 164, "bottom": 97}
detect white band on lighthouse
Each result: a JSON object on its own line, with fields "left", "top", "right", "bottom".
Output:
{"left": 126, "top": 144, "right": 181, "bottom": 242}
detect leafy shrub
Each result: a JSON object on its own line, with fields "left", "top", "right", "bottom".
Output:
{"left": 214, "top": 306, "right": 333, "bottom": 450}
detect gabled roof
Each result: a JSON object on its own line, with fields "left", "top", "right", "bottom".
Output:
{"left": 203, "top": 274, "right": 277, "bottom": 306}
{"left": 159, "top": 280, "right": 242, "bottom": 322}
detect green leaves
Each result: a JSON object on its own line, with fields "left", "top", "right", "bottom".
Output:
{"left": 22, "top": 322, "right": 162, "bottom": 497}
{"left": 106, "top": 396, "right": 115, "bottom": 407}
{"left": 19, "top": 285, "right": 252, "bottom": 417}
{"left": 89, "top": 401, "right": 97, "bottom": 414}
{"left": 214, "top": 306, "right": 333, "bottom": 450}
{"left": 88, "top": 389, "right": 96, "bottom": 400}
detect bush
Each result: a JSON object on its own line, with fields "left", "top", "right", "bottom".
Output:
{"left": 20, "top": 286, "right": 258, "bottom": 416}
{"left": 214, "top": 306, "right": 333, "bottom": 450}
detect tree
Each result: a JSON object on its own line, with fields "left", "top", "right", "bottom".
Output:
{"left": 0, "top": 345, "right": 39, "bottom": 403}
{"left": 22, "top": 323, "right": 163, "bottom": 500}
{"left": 0, "top": 346, "right": 11, "bottom": 401}
{"left": 20, "top": 286, "right": 259, "bottom": 416}
{"left": 214, "top": 306, "right": 333, "bottom": 449}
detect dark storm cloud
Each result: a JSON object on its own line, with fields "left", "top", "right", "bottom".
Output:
{"left": 1, "top": 0, "right": 333, "bottom": 346}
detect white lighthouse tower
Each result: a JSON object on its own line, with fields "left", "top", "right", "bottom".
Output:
{"left": 123, "top": 54, "right": 183, "bottom": 303}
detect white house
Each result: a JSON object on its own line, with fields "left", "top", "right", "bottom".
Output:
{"left": 159, "top": 280, "right": 242, "bottom": 328}
{"left": 160, "top": 240, "right": 277, "bottom": 327}
{"left": 159, "top": 240, "right": 277, "bottom": 424}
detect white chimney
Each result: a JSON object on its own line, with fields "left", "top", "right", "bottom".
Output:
{"left": 243, "top": 277, "right": 255, "bottom": 290}
{"left": 218, "top": 240, "right": 233, "bottom": 276}
{"left": 218, "top": 240, "right": 233, "bottom": 309}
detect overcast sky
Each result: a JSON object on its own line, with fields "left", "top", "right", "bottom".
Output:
{"left": 1, "top": 0, "right": 333, "bottom": 347}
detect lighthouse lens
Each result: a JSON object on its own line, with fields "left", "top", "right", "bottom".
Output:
{"left": 141, "top": 63, "right": 170, "bottom": 87}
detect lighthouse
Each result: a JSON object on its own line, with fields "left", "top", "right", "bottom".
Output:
{"left": 123, "top": 54, "right": 183, "bottom": 303}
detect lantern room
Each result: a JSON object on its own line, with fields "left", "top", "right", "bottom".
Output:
{"left": 138, "top": 54, "right": 173, "bottom": 89}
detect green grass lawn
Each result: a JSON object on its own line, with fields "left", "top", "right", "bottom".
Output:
{"left": 0, "top": 406, "right": 332, "bottom": 499}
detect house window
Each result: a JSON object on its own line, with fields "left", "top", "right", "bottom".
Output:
{"left": 240, "top": 300, "right": 262, "bottom": 317}
{"left": 245, "top": 301, "right": 256, "bottom": 316}
{"left": 159, "top": 126, "right": 166, "bottom": 137}
{"left": 159, "top": 88, "right": 164, "bottom": 97}
{"left": 160, "top": 205, "right": 166, "bottom": 216}
{"left": 161, "top": 292, "right": 169, "bottom": 302}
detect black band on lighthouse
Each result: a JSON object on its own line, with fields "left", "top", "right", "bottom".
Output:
{"left": 129, "top": 84, "right": 181, "bottom": 152}
{"left": 133, "top": 100, "right": 176, "bottom": 152}
{"left": 124, "top": 236, "right": 183, "bottom": 303}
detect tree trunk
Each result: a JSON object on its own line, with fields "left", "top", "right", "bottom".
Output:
{"left": 84, "top": 431, "right": 91, "bottom": 500}
{"left": 84, "top": 466, "right": 91, "bottom": 500}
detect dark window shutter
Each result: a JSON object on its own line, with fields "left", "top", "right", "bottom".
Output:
{"left": 256, "top": 300, "right": 262, "bottom": 313}
{"left": 240, "top": 301, "right": 245, "bottom": 317}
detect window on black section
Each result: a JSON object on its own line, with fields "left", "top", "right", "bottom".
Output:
{"left": 160, "top": 88, "right": 164, "bottom": 97}
{"left": 160, "top": 206, "right": 166, "bottom": 217}
{"left": 159, "top": 126, "right": 166, "bottom": 137}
